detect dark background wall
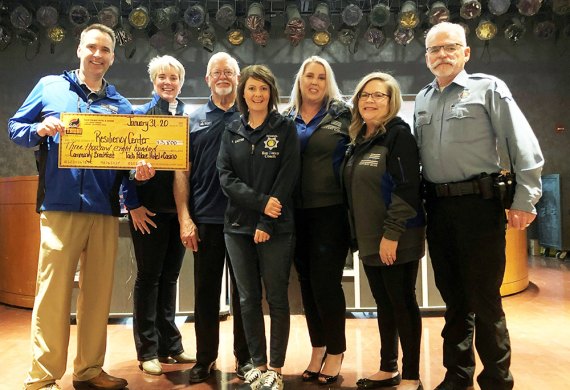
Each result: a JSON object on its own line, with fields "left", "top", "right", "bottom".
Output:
{"left": 1, "top": 6, "right": 569, "bottom": 245}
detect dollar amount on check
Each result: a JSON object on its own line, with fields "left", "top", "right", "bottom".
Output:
{"left": 58, "top": 113, "right": 189, "bottom": 170}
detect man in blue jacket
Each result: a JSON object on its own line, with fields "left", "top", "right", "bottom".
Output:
{"left": 9, "top": 24, "right": 154, "bottom": 390}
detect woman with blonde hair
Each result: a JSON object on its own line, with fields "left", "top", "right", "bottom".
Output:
{"left": 284, "top": 56, "right": 351, "bottom": 385}
{"left": 342, "top": 72, "right": 425, "bottom": 390}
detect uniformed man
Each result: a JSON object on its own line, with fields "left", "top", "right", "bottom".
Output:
{"left": 414, "top": 22, "right": 544, "bottom": 390}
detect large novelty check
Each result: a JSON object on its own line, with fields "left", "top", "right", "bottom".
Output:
{"left": 58, "top": 113, "right": 189, "bottom": 170}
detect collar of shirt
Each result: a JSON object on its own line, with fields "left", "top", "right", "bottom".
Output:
{"left": 295, "top": 104, "right": 327, "bottom": 152}
{"left": 430, "top": 70, "right": 469, "bottom": 92}
{"left": 206, "top": 96, "right": 238, "bottom": 114}
{"left": 75, "top": 69, "right": 107, "bottom": 99}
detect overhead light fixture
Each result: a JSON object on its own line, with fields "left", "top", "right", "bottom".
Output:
{"left": 364, "top": 26, "right": 387, "bottom": 48}
{"left": 338, "top": 25, "right": 357, "bottom": 46}
{"left": 246, "top": 2, "right": 265, "bottom": 32}
{"left": 369, "top": 3, "right": 391, "bottom": 27}
{"left": 17, "top": 26, "right": 38, "bottom": 46}
{"left": 284, "top": 4, "right": 305, "bottom": 47}
{"left": 98, "top": 5, "right": 120, "bottom": 28}
{"left": 251, "top": 28, "right": 270, "bottom": 47}
{"left": 488, "top": 0, "right": 511, "bottom": 15}
{"left": 309, "top": 2, "right": 331, "bottom": 31}
{"left": 476, "top": 19, "right": 498, "bottom": 40}
{"left": 517, "top": 0, "right": 543, "bottom": 16}
{"left": 227, "top": 27, "right": 245, "bottom": 46}
{"left": 115, "top": 24, "right": 134, "bottom": 47}
{"left": 153, "top": 6, "right": 178, "bottom": 30}
{"left": 216, "top": 4, "right": 237, "bottom": 29}
{"left": 173, "top": 22, "right": 191, "bottom": 48}
{"left": 37, "top": 6, "right": 59, "bottom": 29}
{"left": 69, "top": 5, "right": 91, "bottom": 27}
{"left": 398, "top": 1, "right": 420, "bottom": 29}
{"left": 428, "top": 1, "right": 450, "bottom": 25}
{"left": 552, "top": 0, "right": 570, "bottom": 15}
{"left": 197, "top": 24, "right": 216, "bottom": 52}
{"left": 149, "top": 30, "right": 170, "bottom": 50}
{"left": 394, "top": 26, "right": 415, "bottom": 45}
{"left": 0, "top": 24, "right": 12, "bottom": 50}
{"left": 504, "top": 17, "right": 526, "bottom": 42}
{"left": 312, "top": 30, "right": 331, "bottom": 46}
{"left": 342, "top": 4, "right": 363, "bottom": 26}
{"left": 47, "top": 26, "right": 66, "bottom": 43}
{"left": 534, "top": 20, "right": 556, "bottom": 39}
{"left": 460, "top": 0, "right": 482, "bottom": 19}
{"left": 10, "top": 5, "right": 33, "bottom": 30}
{"left": 185, "top": 4, "right": 206, "bottom": 28}
{"left": 129, "top": 6, "right": 150, "bottom": 29}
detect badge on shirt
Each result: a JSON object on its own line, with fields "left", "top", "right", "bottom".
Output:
{"left": 458, "top": 89, "right": 470, "bottom": 101}
{"left": 264, "top": 135, "right": 279, "bottom": 150}
{"left": 199, "top": 120, "right": 212, "bottom": 127}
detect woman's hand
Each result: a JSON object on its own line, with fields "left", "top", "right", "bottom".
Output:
{"left": 264, "top": 197, "right": 282, "bottom": 218}
{"left": 254, "top": 229, "right": 271, "bottom": 244}
{"left": 130, "top": 206, "right": 157, "bottom": 234}
{"left": 379, "top": 237, "right": 399, "bottom": 265}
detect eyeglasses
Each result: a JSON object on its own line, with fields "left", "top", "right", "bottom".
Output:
{"left": 209, "top": 69, "right": 235, "bottom": 78}
{"left": 426, "top": 43, "right": 463, "bottom": 55}
{"left": 358, "top": 91, "right": 390, "bottom": 101}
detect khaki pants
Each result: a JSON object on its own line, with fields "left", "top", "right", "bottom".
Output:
{"left": 25, "top": 211, "right": 118, "bottom": 390}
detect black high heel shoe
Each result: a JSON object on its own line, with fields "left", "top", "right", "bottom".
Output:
{"left": 301, "top": 352, "right": 327, "bottom": 382}
{"left": 318, "top": 353, "right": 344, "bottom": 385}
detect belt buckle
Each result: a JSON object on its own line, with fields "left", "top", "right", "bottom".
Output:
{"left": 435, "top": 183, "right": 449, "bottom": 197}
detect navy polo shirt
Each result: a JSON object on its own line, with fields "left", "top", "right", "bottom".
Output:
{"left": 189, "top": 98, "right": 240, "bottom": 224}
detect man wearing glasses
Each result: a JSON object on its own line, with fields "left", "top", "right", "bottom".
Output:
{"left": 414, "top": 22, "right": 543, "bottom": 390}
{"left": 174, "top": 52, "right": 252, "bottom": 383}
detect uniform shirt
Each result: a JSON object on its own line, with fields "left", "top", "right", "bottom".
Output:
{"left": 414, "top": 70, "right": 544, "bottom": 213}
{"left": 189, "top": 98, "right": 240, "bottom": 224}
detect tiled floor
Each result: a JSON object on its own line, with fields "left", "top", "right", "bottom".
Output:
{"left": 1, "top": 256, "right": 569, "bottom": 389}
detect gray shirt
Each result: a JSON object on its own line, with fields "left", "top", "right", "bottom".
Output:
{"left": 414, "top": 70, "right": 544, "bottom": 213}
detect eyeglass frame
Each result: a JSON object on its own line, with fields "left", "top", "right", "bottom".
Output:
{"left": 209, "top": 69, "right": 236, "bottom": 79}
{"left": 425, "top": 42, "right": 464, "bottom": 55}
{"left": 358, "top": 91, "right": 391, "bottom": 101}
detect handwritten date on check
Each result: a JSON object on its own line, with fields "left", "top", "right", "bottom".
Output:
{"left": 58, "top": 113, "right": 189, "bottom": 170}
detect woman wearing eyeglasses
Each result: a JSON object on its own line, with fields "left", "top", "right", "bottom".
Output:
{"left": 341, "top": 72, "right": 425, "bottom": 390}
{"left": 217, "top": 64, "right": 300, "bottom": 390}
{"left": 284, "top": 56, "right": 351, "bottom": 385}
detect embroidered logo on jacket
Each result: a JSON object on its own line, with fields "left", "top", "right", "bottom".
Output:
{"left": 359, "top": 153, "right": 381, "bottom": 167}
{"left": 321, "top": 120, "right": 342, "bottom": 133}
{"left": 264, "top": 135, "right": 279, "bottom": 150}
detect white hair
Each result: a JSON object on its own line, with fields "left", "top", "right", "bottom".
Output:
{"left": 206, "top": 52, "right": 240, "bottom": 77}
{"left": 426, "top": 22, "right": 467, "bottom": 46}
{"left": 148, "top": 55, "right": 185, "bottom": 86}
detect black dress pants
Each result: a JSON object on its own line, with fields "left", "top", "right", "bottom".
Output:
{"left": 426, "top": 195, "right": 514, "bottom": 390}
{"left": 193, "top": 223, "right": 249, "bottom": 364}
{"left": 363, "top": 261, "right": 422, "bottom": 380}
{"left": 130, "top": 213, "right": 185, "bottom": 361}
{"left": 294, "top": 204, "right": 350, "bottom": 355}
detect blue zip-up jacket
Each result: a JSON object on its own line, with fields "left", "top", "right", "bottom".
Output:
{"left": 8, "top": 70, "right": 133, "bottom": 216}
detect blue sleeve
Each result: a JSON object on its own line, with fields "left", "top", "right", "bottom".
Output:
{"left": 121, "top": 176, "right": 141, "bottom": 210}
{"left": 8, "top": 80, "right": 49, "bottom": 148}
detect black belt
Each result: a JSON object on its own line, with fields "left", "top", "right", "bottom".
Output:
{"left": 425, "top": 180, "right": 481, "bottom": 198}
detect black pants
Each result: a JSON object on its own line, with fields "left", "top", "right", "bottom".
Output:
{"left": 426, "top": 195, "right": 513, "bottom": 389}
{"left": 363, "top": 261, "right": 421, "bottom": 380}
{"left": 294, "top": 205, "right": 349, "bottom": 355}
{"left": 129, "top": 213, "right": 185, "bottom": 361}
{"left": 193, "top": 223, "right": 249, "bottom": 364}
{"left": 225, "top": 232, "right": 294, "bottom": 368}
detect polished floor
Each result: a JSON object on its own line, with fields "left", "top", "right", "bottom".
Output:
{"left": 1, "top": 256, "right": 569, "bottom": 390}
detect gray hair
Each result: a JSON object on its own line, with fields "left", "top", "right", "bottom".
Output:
{"left": 288, "top": 56, "right": 342, "bottom": 116}
{"left": 206, "top": 52, "right": 240, "bottom": 77}
{"left": 426, "top": 22, "right": 467, "bottom": 46}
{"left": 147, "top": 55, "right": 186, "bottom": 87}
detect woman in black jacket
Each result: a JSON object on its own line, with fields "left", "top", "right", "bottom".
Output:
{"left": 123, "top": 55, "right": 194, "bottom": 375}
{"left": 217, "top": 65, "right": 300, "bottom": 390}
{"left": 284, "top": 56, "right": 350, "bottom": 385}
{"left": 342, "top": 72, "right": 425, "bottom": 390}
